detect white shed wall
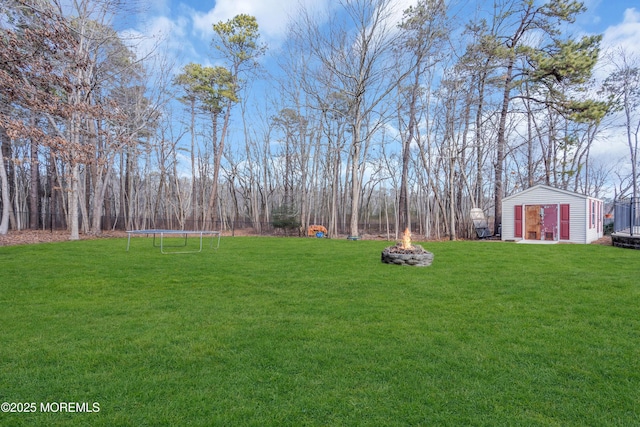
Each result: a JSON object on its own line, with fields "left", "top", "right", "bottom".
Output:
{"left": 585, "top": 198, "right": 604, "bottom": 243}
{"left": 501, "top": 185, "right": 602, "bottom": 244}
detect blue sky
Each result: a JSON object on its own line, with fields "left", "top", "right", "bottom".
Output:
{"left": 122, "top": 0, "right": 640, "bottom": 71}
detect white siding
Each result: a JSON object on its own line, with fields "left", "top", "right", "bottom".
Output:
{"left": 501, "top": 185, "right": 602, "bottom": 244}
{"left": 585, "top": 199, "right": 604, "bottom": 243}
{"left": 571, "top": 198, "right": 588, "bottom": 244}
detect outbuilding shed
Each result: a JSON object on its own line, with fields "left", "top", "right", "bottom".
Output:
{"left": 501, "top": 184, "right": 603, "bottom": 244}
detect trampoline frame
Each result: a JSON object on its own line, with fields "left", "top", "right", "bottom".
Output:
{"left": 126, "top": 229, "right": 221, "bottom": 254}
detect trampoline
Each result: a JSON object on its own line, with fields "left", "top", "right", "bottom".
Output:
{"left": 126, "top": 229, "right": 221, "bottom": 254}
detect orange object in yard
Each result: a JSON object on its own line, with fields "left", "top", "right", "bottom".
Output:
{"left": 308, "top": 225, "right": 328, "bottom": 237}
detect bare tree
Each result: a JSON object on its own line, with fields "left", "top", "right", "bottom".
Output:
{"left": 0, "top": 127, "right": 11, "bottom": 234}
{"left": 208, "top": 14, "right": 266, "bottom": 228}
{"left": 395, "top": 0, "right": 448, "bottom": 233}
{"left": 293, "top": 0, "right": 412, "bottom": 237}
{"left": 602, "top": 49, "right": 640, "bottom": 200}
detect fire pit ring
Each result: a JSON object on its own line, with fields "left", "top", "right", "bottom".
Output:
{"left": 381, "top": 229, "right": 434, "bottom": 267}
{"left": 381, "top": 244, "right": 434, "bottom": 266}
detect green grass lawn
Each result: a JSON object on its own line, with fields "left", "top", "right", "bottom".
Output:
{"left": 0, "top": 236, "right": 639, "bottom": 426}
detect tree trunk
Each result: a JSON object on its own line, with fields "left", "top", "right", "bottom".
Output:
{"left": 90, "top": 163, "right": 114, "bottom": 234}
{"left": 349, "top": 137, "right": 361, "bottom": 237}
{"left": 494, "top": 58, "right": 514, "bottom": 235}
{"left": 0, "top": 136, "right": 11, "bottom": 235}
{"left": 189, "top": 98, "right": 198, "bottom": 227}
{"left": 29, "top": 123, "right": 39, "bottom": 229}
{"left": 207, "top": 108, "right": 225, "bottom": 229}
{"left": 69, "top": 162, "right": 80, "bottom": 240}
{"left": 79, "top": 167, "right": 90, "bottom": 234}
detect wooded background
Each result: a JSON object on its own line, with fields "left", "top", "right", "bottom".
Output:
{"left": 1, "top": 0, "right": 638, "bottom": 240}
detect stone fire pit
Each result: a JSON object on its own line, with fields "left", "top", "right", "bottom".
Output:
{"left": 381, "top": 229, "right": 434, "bottom": 267}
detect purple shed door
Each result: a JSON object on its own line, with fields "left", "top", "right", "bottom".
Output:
{"left": 514, "top": 205, "right": 523, "bottom": 238}
{"left": 560, "top": 204, "right": 570, "bottom": 240}
{"left": 540, "top": 204, "right": 558, "bottom": 241}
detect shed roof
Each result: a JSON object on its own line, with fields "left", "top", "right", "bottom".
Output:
{"left": 502, "top": 184, "right": 600, "bottom": 202}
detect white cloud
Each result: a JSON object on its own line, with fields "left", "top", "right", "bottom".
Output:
{"left": 600, "top": 8, "right": 640, "bottom": 60}
{"left": 190, "top": 0, "right": 333, "bottom": 46}
{"left": 120, "top": 14, "right": 197, "bottom": 66}
{"left": 587, "top": 8, "right": 640, "bottom": 85}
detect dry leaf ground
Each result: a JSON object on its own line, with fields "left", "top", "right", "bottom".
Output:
{"left": 0, "top": 230, "right": 127, "bottom": 247}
